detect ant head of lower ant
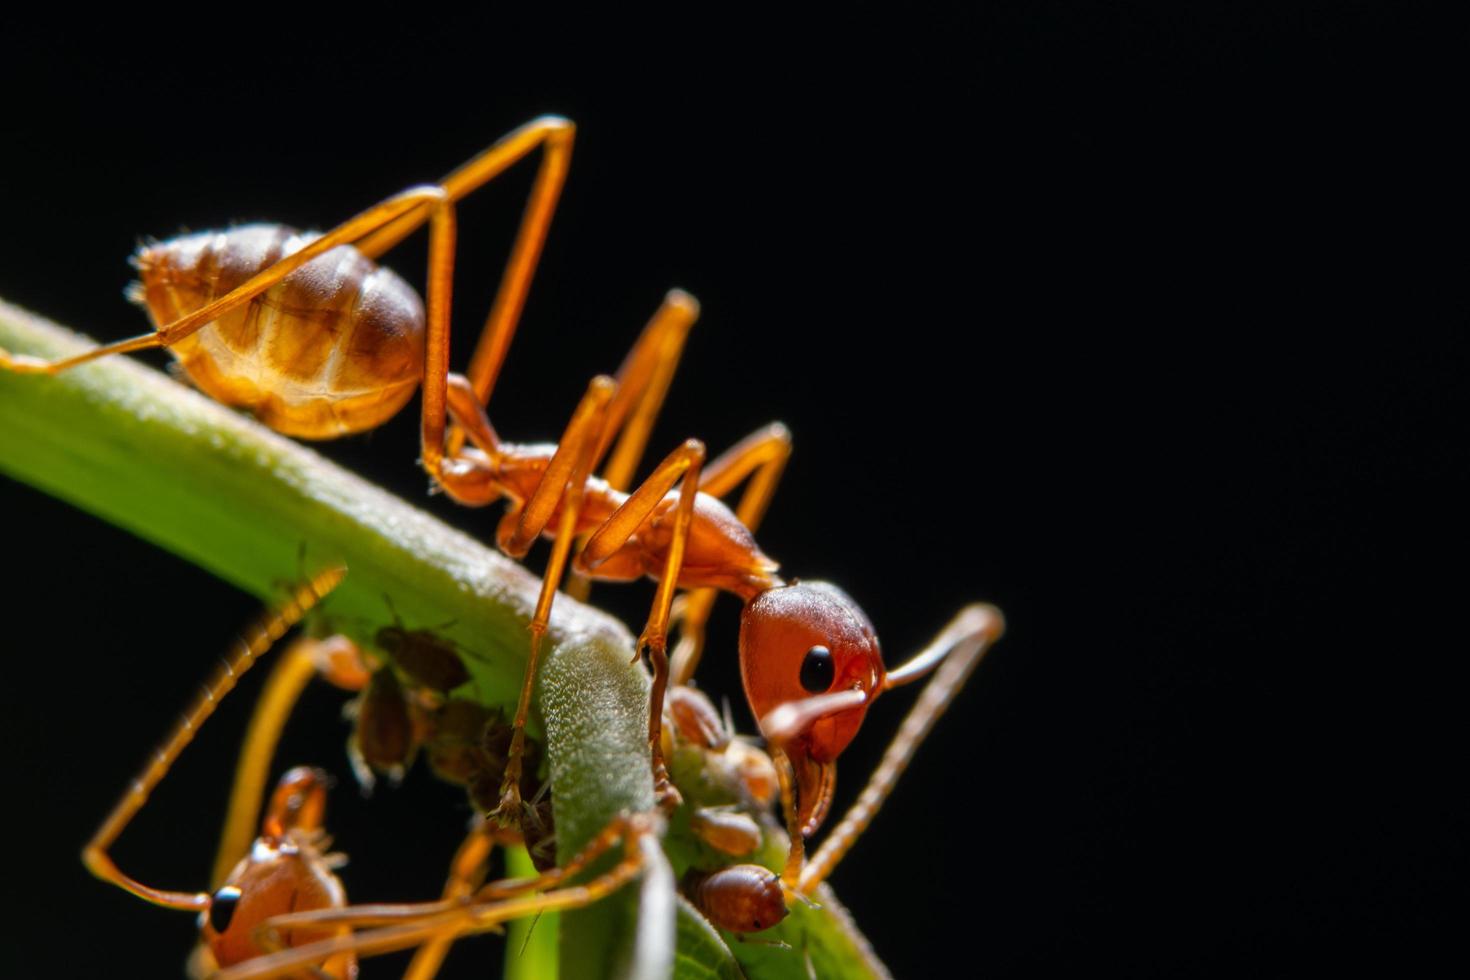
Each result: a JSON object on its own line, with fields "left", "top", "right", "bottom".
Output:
{"left": 738, "top": 581, "right": 885, "bottom": 837}
{"left": 197, "top": 767, "right": 353, "bottom": 976}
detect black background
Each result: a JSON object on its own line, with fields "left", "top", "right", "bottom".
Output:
{"left": 0, "top": 6, "right": 1460, "bottom": 978}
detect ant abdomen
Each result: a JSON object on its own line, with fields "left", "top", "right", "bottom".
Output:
{"left": 132, "top": 224, "right": 425, "bottom": 438}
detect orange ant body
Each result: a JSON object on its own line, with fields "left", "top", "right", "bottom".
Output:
{"left": 6, "top": 118, "right": 1010, "bottom": 969}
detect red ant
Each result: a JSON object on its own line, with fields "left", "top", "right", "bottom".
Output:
{"left": 5, "top": 118, "right": 1008, "bottom": 967}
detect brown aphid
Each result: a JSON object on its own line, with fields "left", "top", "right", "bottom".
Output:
{"left": 521, "top": 795, "right": 558, "bottom": 873}
{"left": 682, "top": 865, "right": 788, "bottom": 936}
{"left": 668, "top": 685, "right": 728, "bottom": 751}
{"left": 421, "top": 698, "right": 499, "bottom": 787}
{"left": 309, "top": 633, "right": 374, "bottom": 692}
{"left": 688, "top": 806, "right": 762, "bottom": 857}
{"left": 375, "top": 623, "right": 471, "bottom": 693}
{"left": 725, "top": 740, "right": 780, "bottom": 808}
{"left": 349, "top": 666, "right": 414, "bottom": 788}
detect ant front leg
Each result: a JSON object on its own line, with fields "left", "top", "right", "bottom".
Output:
{"left": 578, "top": 438, "right": 708, "bottom": 812}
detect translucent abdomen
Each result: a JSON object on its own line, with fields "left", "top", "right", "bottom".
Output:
{"left": 133, "top": 224, "right": 425, "bottom": 438}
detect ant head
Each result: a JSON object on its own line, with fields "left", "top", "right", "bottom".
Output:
{"left": 739, "top": 581, "right": 884, "bottom": 836}
{"left": 197, "top": 768, "right": 351, "bottom": 974}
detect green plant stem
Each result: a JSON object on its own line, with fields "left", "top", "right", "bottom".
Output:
{"left": 0, "top": 299, "right": 662, "bottom": 976}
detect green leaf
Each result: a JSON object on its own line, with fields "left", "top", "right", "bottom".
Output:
{"left": 673, "top": 897, "right": 742, "bottom": 980}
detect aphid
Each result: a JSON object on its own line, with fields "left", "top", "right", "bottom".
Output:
{"left": 80, "top": 570, "right": 356, "bottom": 977}
{"left": 375, "top": 596, "right": 475, "bottom": 695}
{"left": 681, "top": 864, "right": 786, "bottom": 937}
{"left": 375, "top": 622, "right": 471, "bottom": 694}
{"left": 347, "top": 665, "right": 414, "bottom": 789}
{"left": 688, "top": 806, "right": 764, "bottom": 857}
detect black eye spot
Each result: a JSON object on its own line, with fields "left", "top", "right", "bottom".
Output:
{"left": 209, "top": 885, "right": 242, "bottom": 934}
{"left": 799, "top": 645, "right": 834, "bottom": 693}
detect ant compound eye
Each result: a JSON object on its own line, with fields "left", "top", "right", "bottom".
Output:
{"left": 209, "top": 885, "right": 242, "bottom": 935}
{"left": 799, "top": 645, "right": 834, "bottom": 693}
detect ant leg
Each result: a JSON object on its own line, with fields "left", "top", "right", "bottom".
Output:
{"left": 222, "top": 814, "right": 657, "bottom": 980}
{"left": 578, "top": 439, "right": 708, "bottom": 809}
{"left": 0, "top": 188, "right": 447, "bottom": 375}
{"left": 671, "top": 422, "right": 794, "bottom": 685}
{"left": 434, "top": 286, "right": 701, "bottom": 515}
{"left": 429, "top": 373, "right": 507, "bottom": 506}
{"left": 415, "top": 196, "right": 460, "bottom": 478}
{"left": 795, "top": 604, "right": 1005, "bottom": 894}
{"left": 402, "top": 818, "right": 498, "bottom": 980}
{"left": 493, "top": 377, "right": 616, "bottom": 823}
{"left": 210, "top": 634, "right": 368, "bottom": 887}
{"left": 353, "top": 117, "right": 576, "bottom": 450}
{"left": 81, "top": 568, "right": 345, "bottom": 910}
{"left": 566, "top": 289, "right": 702, "bottom": 601}
{"left": 595, "top": 290, "right": 703, "bottom": 490}
{"left": 697, "top": 422, "right": 795, "bottom": 526}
